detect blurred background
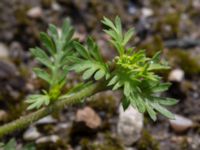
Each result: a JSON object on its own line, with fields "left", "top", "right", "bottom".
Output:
{"left": 0, "top": 0, "right": 200, "bottom": 150}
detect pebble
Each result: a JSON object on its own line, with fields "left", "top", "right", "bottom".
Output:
{"left": 125, "top": 147, "right": 137, "bottom": 150}
{"left": 168, "top": 69, "right": 184, "bottom": 82}
{"left": 0, "top": 61, "right": 19, "bottom": 78}
{"left": 36, "top": 116, "right": 57, "bottom": 125}
{"left": 23, "top": 126, "right": 41, "bottom": 141}
{"left": 0, "top": 110, "right": 7, "bottom": 121}
{"left": 141, "top": 8, "right": 154, "bottom": 18}
{"left": 36, "top": 135, "right": 60, "bottom": 144}
{"left": 128, "top": 4, "right": 138, "bottom": 15}
{"left": 27, "top": 7, "right": 43, "bottom": 19}
{"left": 117, "top": 105, "right": 143, "bottom": 146}
{"left": 52, "top": 2, "right": 61, "bottom": 11}
{"left": 0, "top": 43, "right": 9, "bottom": 59}
{"left": 75, "top": 106, "right": 102, "bottom": 129}
{"left": 169, "top": 114, "right": 193, "bottom": 133}
{"left": 9, "top": 42, "right": 24, "bottom": 61}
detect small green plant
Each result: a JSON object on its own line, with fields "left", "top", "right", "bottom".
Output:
{"left": 27, "top": 16, "right": 177, "bottom": 120}
{"left": 27, "top": 19, "right": 75, "bottom": 109}
{"left": 0, "top": 16, "right": 178, "bottom": 138}
{"left": 102, "top": 17, "right": 177, "bottom": 120}
{"left": 0, "top": 139, "right": 35, "bottom": 150}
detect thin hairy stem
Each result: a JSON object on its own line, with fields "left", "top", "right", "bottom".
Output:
{"left": 0, "top": 81, "right": 107, "bottom": 138}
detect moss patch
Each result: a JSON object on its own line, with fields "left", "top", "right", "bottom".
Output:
{"left": 80, "top": 132, "right": 124, "bottom": 150}
{"left": 167, "top": 49, "right": 200, "bottom": 74}
{"left": 137, "top": 130, "right": 160, "bottom": 150}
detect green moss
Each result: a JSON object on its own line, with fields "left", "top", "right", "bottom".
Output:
{"left": 167, "top": 49, "right": 200, "bottom": 74}
{"left": 41, "top": 0, "right": 54, "bottom": 8}
{"left": 80, "top": 132, "right": 124, "bottom": 150}
{"left": 37, "top": 124, "right": 55, "bottom": 134}
{"left": 36, "top": 140, "right": 65, "bottom": 150}
{"left": 14, "top": 5, "right": 31, "bottom": 25}
{"left": 139, "top": 35, "right": 164, "bottom": 57}
{"left": 180, "top": 137, "right": 189, "bottom": 150}
{"left": 7, "top": 101, "right": 26, "bottom": 121}
{"left": 137, "top": 130, "right": 160, "bottom": 150}
{"left": 154, "top": 12, "right": 181, "bottom": 38}
{"left": 164, "top": 12, "right": 180, "bottom": 35}
{"left": 87, "top": 92, "right": 116, "bottom": 116}
{"left": 150, "top": 0, "right": 162, "bottom": 7}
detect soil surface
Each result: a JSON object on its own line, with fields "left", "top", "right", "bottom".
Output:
{"left": 0, "top": 0, "right": 200, "bottom": 150}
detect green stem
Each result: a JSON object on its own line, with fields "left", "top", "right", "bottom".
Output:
{"left": 0, "top": 81, "right": 107, "bottom": 138}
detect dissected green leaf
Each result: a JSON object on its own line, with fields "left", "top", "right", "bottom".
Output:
{"left": 83, "top": 68, "right": 96, "bottom": 80}
{"left": 94, "top": 69, "right": 105, "bottom": 80}
{"left": 123, "top": 28, "right": 134, "bottom": 45}
{"left": 145, "top": 101, "right": 157, "bottom": 121}
{"left": 30, "top": 47, "right": 52, "bottom": 68}
{"left": 73, "top": 41, "right": 89, "bottom": 59}
{"left": 40, "top": 32, "right": 56, "bottom": 55}
{"left": 156, "top": 97, "right": 179, "bottom": 106}
{"left": 134, "top": 94, "right": 146, "bottom": 113}
{"left": 122, "top": 97, "right": 130, "bottom": 110}
{"left": 107, "top": 75, "right": 118, "bottom": 86}
{"left": 151, "top": 51, "right": 161, "bottom": 63}
{"left": 151, "top": 83, "right": 171, "bottom": 93}
{"left": 148, "top": 63, "right": 170, "bottom": 71}
{"left": 33, "top": 68, "right": 51, "bottom": 84}
{"left": 124, "top": 82, "right": 131, "bottom": 97}
{"left": 48, "top": 24, "right": 58, "bottom": 40}
{"left": 72, "top": 38, "right": 110, "bottom": 81}
{"left": 30, "top": 47, "right": 49, "bottom": 60}
{"left": 27, "top": 94, "right": 50, "bottom": 110}
{"left": 4, "top": 138, "right": 16, "bottom": 150}
{"left": 151, "top": 102, "right": 175, "bottom": 119}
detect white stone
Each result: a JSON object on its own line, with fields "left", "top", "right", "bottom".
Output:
{"left": 0, "top": 110, "right": 7, "bottom": 121}
{"left": 0, "top": 43, "right": 9, "bottom": 59}
{"left": 141, "top": 8, "right": 153, "bottom": 18}
{"left": 36, "top": 135, "right": 60, "bottom": 143}
{"left": 117, "top": 105, "right": 143, "bottom": 146}
{"left": 27, "top": 7, "right": 43, "bottom": 19}
{"left": 128, "top": 5, "right": 137, "bottom": 15}
{"left": 168, "top": 69, "right": 184, "bottom": 82}
{"left": 52, "top": 3, "right": 61, "bottom": 11}
{"left": 125, "top": 147, "right": 137, "bottom": 150}
{"left": 36, "top": 116, "right": 57, "bottom": 124}
{"left": 23, "top": 126, "right": 41, "bottom": 141}
{"left": 169, "top": 114, "right": 193, "bottom": 133}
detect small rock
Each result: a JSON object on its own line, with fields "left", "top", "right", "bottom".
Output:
{"left": 23, "top": 126, "right": 41, "bottom": 141}
{"left": 0, "top": 61, "right": 19, "bottom": 78}
{"left": 57, "top": 123, "right": 70, "bottom": 129}
{"left": 36, "top": 116, "right": 57, "bottom": 125}
{"left": 55, "top": 122, "right": 71, "bottom": 133}
{"left": 168, "top": 69, "right": 184, "bottom": 82}
{"left": 117, "top": 105, "right": 143, "bottom": 146}
{"left": 9, "top": 42, "right": 24, "bottom": 61}
{"left": 27, "top": 7, "right": 43, "bottom": 19}
{"left": 141, "top": 8, "right": 153, "bottom": 18}
{"left": 36, "top": 135, "right": 60, "bottom": 144}
{"left": 193, "top": 0, "right": 200, "bottom": 9}
{"left": 128, "top": 4, "right": 138, "bottom": 15}
{"left": 0, "top": 43, "right": 9, "bottom": 59}
{"left": 169, "top": 114, "right": 193, "bottom": 133}
{"left": 125, "top": 147, "right": 137, "bottom": 150}
{"left": 0, "top": 110, "right": 8, "bottom": 121}
{"left": 76, "top": 106, "right": 102, "bottom": 129}
{"left": 52, "top": 2, "right": 61, "bottom": 11}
